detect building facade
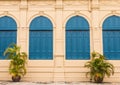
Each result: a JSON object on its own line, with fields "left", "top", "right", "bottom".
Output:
{"left": 0, "top": 0, "right": 120, "bottom": 82}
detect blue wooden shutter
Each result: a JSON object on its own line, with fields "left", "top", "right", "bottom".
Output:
{"left": 0, "top": 16, "right": 17, "bottom": 59}
{"left": 29, "top": 16, "right": 53, "bottom": 60}
{"left": 103, "top": 16, "right": 120, "bottom": 60}
{"left": 66, "top": 16, "right": 90, "bottom": 60}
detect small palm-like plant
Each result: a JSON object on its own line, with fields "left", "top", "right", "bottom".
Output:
{"left": 84, "top": 51, "right": 114, "bottom": 83}
{"left": 4, "top": 43, "right": 27, "bottom": 82}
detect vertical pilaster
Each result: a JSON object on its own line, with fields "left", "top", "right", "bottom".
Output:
{"left": 54, "top": 0, "right": 64, "bottom": 81}
{"left": 18, "top": 0, "right": 28, "bottom": 54}
{"left": 91, "top": 0, "right": 102, "bottom": 53}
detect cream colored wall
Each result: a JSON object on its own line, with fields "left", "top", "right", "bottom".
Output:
{"left": 0, "top": 0, "right": 120, "bottom": 82}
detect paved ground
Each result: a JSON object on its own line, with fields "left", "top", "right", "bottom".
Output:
{"left": 0, "top": 82, "right": 120, "bottom": 85}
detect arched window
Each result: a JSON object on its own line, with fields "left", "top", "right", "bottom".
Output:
{"left": 103, "top": 15, "right": 120, "bottom": 60}
{"left": 0, "top": 16, "right": 17, "bottom": 59}
{"left": 66, "top": 16, "right": 90, "bottom": 60}
{"left": 29, "top": 16, "right": 53, "bottom": 60}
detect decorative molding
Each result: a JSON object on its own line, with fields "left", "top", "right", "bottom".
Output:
{"left": 54, "top": 55, "right": 64, "bottom": 57}
{"left": 88, "top": 0, "right": 92, "bottom": 12}
{"left": 3, "top": 11, "right": 8, "bottom": 16}
{"left": 111, "top": 10, "right": 117, "bottom": 15}
{"left": 100, "top": 0, "right": 120, "bottom": 5}
{"left": 0, "top": 0, "right": 20, "bottom": 5}
{"left": 91, "top": 0, "right": 99, "bottom": 10}
{"left": 38, "top": 11, "right": 44, "bottom": 16}
{"left": 74, "top": 11, "right": 80, "bottom": 16}
{"left": 20, "top": 27, "right": 27, "bottom": 29}
{"left": 55, "top": 5, "right": 63, "bottom": 10}
{"left": 63, "top": 0, "right": 88, "bottom": 6}
{"left": 28, "top": 0, "right": 55, "bottom": 5}
{"left": 20, "top": 5, "right": 28, "bottom": 10}
{"left": 20, "top": 0, "right": 28, "bottom": 10}
{"left": 91, "top": 4, "right": 99, "bottom": 10}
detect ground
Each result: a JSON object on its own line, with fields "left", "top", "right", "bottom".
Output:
{"left": 0, "top": 81, "right": 120, "bottom": 85}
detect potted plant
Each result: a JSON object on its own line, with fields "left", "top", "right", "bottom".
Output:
{"left": 4, "top": 43, "right": 27, "bottom": 82}
{"left": 84, "top": 51, "right": 114, "bottom": 83}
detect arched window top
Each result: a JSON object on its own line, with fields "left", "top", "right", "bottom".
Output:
{"left": 0, "top": 16, "right": 17, "bottom": 30}
{"left": 103, "top": 15, "right": 120, "bottom": 30}
{"left": 66, "top": 16, "right": 89, "bottom": 30}
{"left": 30, "top": 16, "right": 53, "bottom": 30}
